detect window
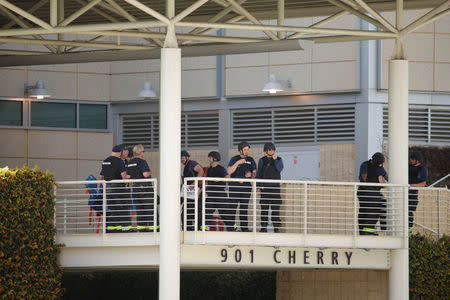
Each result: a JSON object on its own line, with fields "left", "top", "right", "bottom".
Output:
{"left": 31, "top": 102, "right": 76, "bottom": 128}
{"left": 80, "top": 104, "right": 107, "bottom": 129}
{"left": 0, "top": 100, "right": 22, "bottom": 126}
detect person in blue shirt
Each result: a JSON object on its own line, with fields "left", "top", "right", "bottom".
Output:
{"left": 127, "top": 144, "right": 154, "bottom": 232}
{"left": 257, "top": 142, "right": 284, "bottom": 233}
{"left": 181, "top": 150, "right": 204, "bottom": 231}
{"left": 357, "top": 152, "right": 388, "bottom": 235}
{"left": 227, "top": 142, "right": 257, "bottom": 232}
{"left": 205, "top": 151, "right": 229, "bottom": 229}
{"left": 408, "top": 151, "right": 428, "bottom": 229}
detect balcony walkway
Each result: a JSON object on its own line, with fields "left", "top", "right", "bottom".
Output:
{"left": 54, "top": 178, "right": 448, "bottom": 271}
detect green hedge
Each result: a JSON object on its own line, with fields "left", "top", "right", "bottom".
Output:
{"left": 410, "top": 234, "right": 449, "bottom": 299}
{"left": 0, "top": 166, "right": 62, "bottom": 300}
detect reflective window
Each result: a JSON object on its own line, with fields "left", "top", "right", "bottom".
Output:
{"left": 79, "top": 104, "right": 107, "bottom": 129}
{"left": 0, "top": 100, "right": 22, "bottom": 126}
{"left": 31, "top": 102, "right": 76, "bottom": 128}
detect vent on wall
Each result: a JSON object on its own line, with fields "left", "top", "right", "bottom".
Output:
{"left": 232, "top": 105, "right": 355, "bottom": 145}
{"left": 121, "top": 111, "right": 219, "bottom": 150}
{"left": 383, "top": 106, "right": 450, "bottom": 143}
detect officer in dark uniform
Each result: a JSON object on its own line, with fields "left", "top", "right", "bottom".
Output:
{"left": 181, "top": 150, "right": 204, "bottom": 231}
{"left": 257, "top": 142, "right": 284, "bottom": 233}
{"left": 205, "top": 151, "right": 229, "bottom": 229}
{"left": 98, "top": 145, "right": 130, "bottom": 233}
{"left": 408, "top": 151, "right": 428, "bottom": 230}
{"left": 357, "top": 152, "right": 388, "bottom": 235}
{"left": 227, "top": 141, "right": 257, "bottom": 232}
{"left": 127, "top": 144, "right": 155, "bottom": 232}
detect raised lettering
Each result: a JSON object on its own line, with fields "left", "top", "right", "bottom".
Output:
{"left": 288, "top": 251, "right": 296, "bottom": 264}
{"left": 332, "top": 251, "right": 338, "bottom": 265}
{"left": 303, "top": 251, "right": 310, "bottom": 264}
{"left": 317, "top": 251, "right": 324, "bottom": 264}
{"left": 249, "top": 249, "right": 254, "bottom": 263}
{"left": 274, "top": 250, "right": 281, "bottom": 264}
{"left": 345, "top": 252, "right": 353, "bottom": 265}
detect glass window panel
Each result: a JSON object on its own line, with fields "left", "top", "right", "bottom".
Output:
{"left": 79, "top": 104, "right": 107, "bottom": 129}
{"left": 31, "top": 102, "right": 76, "bottom": 128}
{"left": 0, "top": 100, "right": 22, "bottom": 126}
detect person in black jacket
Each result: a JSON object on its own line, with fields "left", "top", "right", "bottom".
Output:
{"left": 357, "top": 152, "right": 388, "bottom": 235}
{"left": 98, "top": 145, "right": 130, "bottom": 233}
{"left": 181, "top": 150, "right": 204, "bottom": 231}
{"left": 127, "top": 144, "right": 154, "bottom": 232}
{"left": 227, "top": 142, "right": 257, "bottom": 232}
{"left": 257, "top": 142, "right": 284, "bottom": 233}
{"left": 408, "top": 151, "right": 428, "bottom": 230}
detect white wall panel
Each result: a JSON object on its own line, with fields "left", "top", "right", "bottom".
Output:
{"left": 78, "top": 62, "right": 110, "bottom": 74}
{"left": 0, "top": 68, "right": 26, "bottom": 97}
{"left": 78, "top": 73, "right": 109, "bottom": 101}
{"left": 182, "top": 69, "right": 216, "bottom": 98}
{"left": 312, "top": 61, "right": 357, "bottom": 91}
{"left": 226, "top": 66, "right": 268, "bottom": 96}
{"left": 28, "top": 130, "right": 77, "bottom": 159}
{"left": 28, "top": 70, "right": 77, "bottom": 99}
{"left": 435, "top": 63, "right": 450, "bottom": 92}
{"left": 269, "top": 64, "right": 311, "bottom": 93}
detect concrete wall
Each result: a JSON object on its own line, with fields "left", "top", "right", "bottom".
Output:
{"left": 0, "top": 128, "right": 113, "bottom": 181}
{"left": 277, "top": 270, "right": 388, "bottom": 300}
{"left": 320, "top": 144, "right": 355, "bottom": 182}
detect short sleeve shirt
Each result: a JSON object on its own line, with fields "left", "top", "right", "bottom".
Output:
{"left": 100, "top": 156, "right": 125, "bottom": 181}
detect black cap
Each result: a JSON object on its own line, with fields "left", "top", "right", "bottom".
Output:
{"left": 181, "top": 150, "right": 190, "bottom": 158}
{"left": 112, "top": 145, "right": 123, "bottom": 153}
{"left": 371, "top": 152, "right": 385, "bottom": 165}
{"left": 264, "top": 142, "right": 276, "bottom": 152}
{"left": 208, "top": 151, "right": 221, "bottom": 161}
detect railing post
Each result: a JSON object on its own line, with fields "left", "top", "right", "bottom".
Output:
{"left": 183, "top": 179, "right": 187, "bottom": 231}
{"left": 303, "top": 182, "right": 307, "bottom": 235}
{"left": 102, "top": 181, "right": 106, "bottom": 237}
{"left": 252, "top": 181, "right": 257, "bottom": 233}
{"left": 154, "top": 179, "right": 158, "bottom": 235}
{"left": 202, "top": 178, "right": 206, "bottom": 232}
{"left": 63, "top": 196, "right": 67, "bottom": 234}
{"left": 437, "top": 189, "right": 441, "bottom": 238}
{"left": 353, "top": 184, "right": 358, "bottom": 238}
{"left": 194, "top": 179, "right": 198, "bottom": 232}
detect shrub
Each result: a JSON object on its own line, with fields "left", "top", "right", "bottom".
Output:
{"left": 0, "top": 166, "right": 62, "bottom": 300}
{"left": 409, "top": 234, "right": 449, "bottom": 299}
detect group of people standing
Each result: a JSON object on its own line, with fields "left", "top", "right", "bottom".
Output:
{"left": 98, "top": 144, "right": 155, "bottom": 233}
{"left": 181, "top": 141, "right": 284, "bottom": 232}
{"left": 357, "top": 151, "right": 428, "bottom": 235}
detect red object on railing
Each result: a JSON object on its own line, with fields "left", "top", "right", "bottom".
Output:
{"left": 210, "top": 216, "right": 224, "bottom": 231}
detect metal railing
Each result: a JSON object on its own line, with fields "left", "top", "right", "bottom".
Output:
{"left": 55, "top": 178, "right": 158, "bottom": 235}
{"left": 183, "top": 178, "right": 408, "bottom": 237}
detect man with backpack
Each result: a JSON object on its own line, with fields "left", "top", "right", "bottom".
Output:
{"left": 257, "top": 142, "right": 284, "bottom": 233}
{"left": 181, "top": 150, "right": 204, "bottom": 231}
{"left": 408, "top": 151, "right": 428, "bottom": 230}
{"left": 227, "top": 141, "right": 257, "bottom": 232}
{"left": 127, "top": 144, "right": 155, "bottom": 232}
{"left": 205, "top": 151, "right": 229, "bottom": 230}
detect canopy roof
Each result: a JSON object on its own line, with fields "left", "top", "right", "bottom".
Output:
{"left": 0, "top": 0, "right": 448, "bottom": 65}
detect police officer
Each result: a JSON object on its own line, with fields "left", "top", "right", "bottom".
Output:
{"left": 357, "top": 152, "right": 388, "bottom": 235}
{"left": 227, "top": 141, "right": 257, "bottom": 232}
{"left": 98, "top": 145, "right": 131, "bottom": 233}
{"left": 205, "top": 151, "right": 229, "bottom": 230}
{"left": 257, "top": 142, "right": 284, "bottom": 233}
{"left": 181, "top": 150, "right": 204, "bottom": 231}
{"left": 408, "top": 151, "right": 428, "bottom": 230}
{"left": 127, "top": 144, "right": 154, "bottom": 232}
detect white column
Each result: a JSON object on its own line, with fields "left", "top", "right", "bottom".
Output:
{"left": 159, "top": 47, "right": 181, "bottom": 300}
{"left": 388, "top": 59, "right": 409, "bottom": 300}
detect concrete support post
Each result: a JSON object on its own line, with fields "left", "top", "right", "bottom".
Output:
{"left": 387, "top": 59, "right": 409, "bottom": 300}
{"left": 159, "top": 47, "right": 181, "bottom": 300}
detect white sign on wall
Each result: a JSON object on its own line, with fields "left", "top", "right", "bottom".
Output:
{"left": 278, "top": 147, "right": 320, "bottom": 181}
{"left": 181, "top": 245, "right": 390, "bottom": 270}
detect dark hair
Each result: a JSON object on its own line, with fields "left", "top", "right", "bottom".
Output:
{"left": 238, "top": 141, "right": 250, "bottom": 151}
{"left": 208, "top": 151, "right": 221, "bottom": 162}
{"left": 264, "top": 142, "right": 276, "bottom": 152}
{"left": 410, "top": 151, "right": 423, "bottom": 163}
{"left": 371, "top": 152, "right": 385, "bottom": 165}
{"left": 181, "top": 150, "right": 190, "bottom": 158}
{"left": 127, "top": 148, "right": 133, "bottom": 158}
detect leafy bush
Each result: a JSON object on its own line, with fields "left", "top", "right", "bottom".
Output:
{"left": 409, "top": 234, "right": 449, "bottom": 299}
{"left": 0, "top": 166, "right": 62, "bottom": 300}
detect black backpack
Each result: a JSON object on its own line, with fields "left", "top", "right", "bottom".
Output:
{"left": 260, "top": 156, "right": 281, "bottom": 180}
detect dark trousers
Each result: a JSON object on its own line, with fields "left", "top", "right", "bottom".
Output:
{"left": 229, "top": 185, "right": 252, "bottom": 232}
{"left": 260, "top": 186, "right": 282, "bottom": 231}
{"left": 357, "top": 188, "right": 386, "bottom": 235}
{"left": 181, "top": 192, "right": 203, "bottom": 231}
{"left": 205, "top": 191, "right": 227, "bottom": 229}
{"left": 133, "top": 183, "right": 155, "bottom": 231}
{"left": 106, "top": 183, "right": 131, "bottom": 232}
{"left": 408, "top": 190, "right": 419, "bottom": 229}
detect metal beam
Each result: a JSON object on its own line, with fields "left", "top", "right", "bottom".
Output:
{"left": 59, "top": 0, "right": 102, "bottom": 26}
{"left": 353, "top": 0, "right": 398, "bottom": 33}
{"left": 177, "top": 21, "right": 398, "bottom": 38}
{"left": 288, "top": 10, "right": 348, "bottom": 39}
{"left": 74, "top": 0, "right": 120, "bottom": 23}
{"left": 50, "top": 0, "right": 57, "bottom": 26}
{"left": 0, "top": 0, "right": 53, "bottom": 30}
{"left": 173, "top": 0, "right": 210, "bottom": 24}
{"left": 123, "top": 0, "right": 170, "bottom": 24}
{"left": 2, "top": 0, "right": 48, "bottom": 29}
{"left": 306, "top": 34, "right": 393, "bottom": 43}
{"left": 401, "top": 0, "right": 450, "bottom": 35}
{"left": 278, "top": 0, "right": 285, "bottom": 39}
